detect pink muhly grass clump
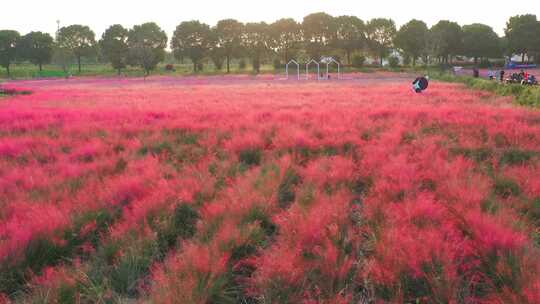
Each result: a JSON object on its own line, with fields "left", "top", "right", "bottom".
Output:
{"left": 150, "top": 242, "right": 230, "bottom": 304}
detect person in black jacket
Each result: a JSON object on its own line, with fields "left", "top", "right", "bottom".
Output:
{"left": 412, "top": 76, "right": 429, "bottom": 93}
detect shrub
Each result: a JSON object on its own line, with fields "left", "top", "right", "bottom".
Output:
{"left": 165, "top": 64, "right": 175, "bottom": 72}
{"left": 352, "top": 55, "right": 366, "bottom": 68}
{"left": 239, "top": 59, "right": 247, "bottom": 70}
{"left": 212, "top": 56, "right": 224, "bottom": 70}
{"left": 403, "top": 55, "right": 411, "bottom": 66}
{"left": 388, "top": 56, "right": 400, "bottom": 68}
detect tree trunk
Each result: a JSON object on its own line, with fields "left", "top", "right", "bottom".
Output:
{"left": 39, "top": 62, "right": 43, "bottom": 72}
{"left": 474, "top": 57, "right": 478, "bottom": 64}
{"left": 347, "top": 50, "right": 351, "bottom": 65}
{"left": 253, "top": 56, "right": 260, "bottom": 74}
{"left": 78, "top": 55, "right": 82, "bottom": 73}
{"left": 226, "top": 55, "right": 230, "bottom": 73}
{"left": 413, "top": 57, "right": 416, "bottom": 66}
{"left": 193, "top": 61, "right": 197, "bottom": 73}
{"left": 284, "top": 48, "right": 288, "bottom": 63}
{"left": 117, "top": 68, "right": 121, "bottom": 76}
{"left": 6, "top": 65, "right": 10, "bottom": 78}
{"left": 380, "top": 54, "right": 383, "bottom": 67}
{"left": 522, "top": 53, "right": 525, "bottom": 63}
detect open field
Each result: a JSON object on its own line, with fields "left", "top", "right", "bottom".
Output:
{"left": 1, "top": 74, "right": 540, "bottom": 303}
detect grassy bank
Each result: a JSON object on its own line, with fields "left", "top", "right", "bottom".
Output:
{"left": 0, "top": 62, "right": 408, "bottom": 80}
{"left": 432, "top": 73, "right": 540, "bottom": 108}
{"left": 1, "top": 62, "right": 346, "bottom": 79}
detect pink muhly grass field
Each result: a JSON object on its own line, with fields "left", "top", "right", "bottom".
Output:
{"left": 0, "top": 75, "right": 539, "bottom": 303}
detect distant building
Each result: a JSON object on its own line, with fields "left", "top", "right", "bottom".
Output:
{"left": 365, "top": 49, "right": 404, "bottom": 66}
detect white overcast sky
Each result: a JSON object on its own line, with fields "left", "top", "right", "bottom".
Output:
{"left": 1, "top": 0, "right": 538, "bottom": 39}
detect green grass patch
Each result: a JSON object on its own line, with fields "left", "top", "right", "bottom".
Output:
{"left": 241, "top": 206, "right": 278, "bottom": 238}
{"left": 523, "top": 198, "right": 540, "bottom": 226}
{"left": 155, "top": 204, "right": 199, "bottom": 255}
{"left": 499, "top": 149, "right": 537, "bottom": 166}
{"left": 277, "top": 168, "right": 301, "bottom": 209}
{"left": 238, "top": 148, "right": 262, "bottom": 167}
{"left": 450, "top": 147, "right": 493, "bottom": 163}
{"left": 493, "top": 177, "right": 521, "bottom": 199}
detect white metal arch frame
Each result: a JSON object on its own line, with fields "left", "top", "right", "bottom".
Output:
{"left": 324, "top": 58, "right": 340, "bottom": 80}
{"left": 305, "top": 59, "right": 321, "bottom": 80}
{"left": 285, "top": 60, "right": 300, "bottom": 80}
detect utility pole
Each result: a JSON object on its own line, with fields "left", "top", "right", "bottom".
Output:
{"left": 56, "top": 20, "right": 60, "bottom": 41}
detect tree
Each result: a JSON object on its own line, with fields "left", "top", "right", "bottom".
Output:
{"left": 505, "top": 14, "right": 540, "bottom": 62}
{"left": 333, "top": 16, "right": 365, "bottom": 65}
{"left": 395, "top": 19, "right": 429, "bottom": 66}
{"left": 0, "top": 30, "right": 20, "bottom": 77}
{"left": 430, "top": 20, "right": 463, "bottom": 64}
{"left": 302, "top": 12, "right": 336, "bottom": 60}
{"left": 127, "top": 22, "right": 167, "bottom": 76}
{"left": 215, "top": 19, "right": 244, "bottom": 73}
{"left": 53, "top": 46, "right": 73, "bottom": 76}
{"left": 100, "top": 24, "right": 129, "bottom": 75}
{"left": 461, "top": 23, "right": 501, "bottom": 63}
{"left": 17, "top": 32, "right": 53, "bottom": 72}
{"left": 534, "top": 23, "right": 540, "bottom": 63}
{"left": 270, "top": 18, "right": 302, "bottom": 63}
{"left": 208, "top": 29, "right": 226, "bottom": 70}
{"left": 366, "top": 18, "right": 396, "bottom": 66}
{"left": 243, "top": 22, "right": 271, "bottom": 73}
{"left": 56, "top": 25, "right": 96, "bottom": 73}
{"left": 171, "top": 21, "right": 212, "bottom": 72}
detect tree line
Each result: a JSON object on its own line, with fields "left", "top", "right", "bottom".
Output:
{"left": 1, "top": 13, "right": 540, "bottom": 77}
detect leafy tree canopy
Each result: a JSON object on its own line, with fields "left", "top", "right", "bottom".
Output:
{"left": 395, "top": 19, "right": 429, "bottom": 65}
{"left": 171, "top": 20, "right": 212, "bottom": 72}
{"left": 128, "top": 22, "right": 168, "bottom": 75}
{"left": 100, "top": 24, "right": 130, "bottom": 74}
